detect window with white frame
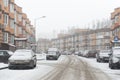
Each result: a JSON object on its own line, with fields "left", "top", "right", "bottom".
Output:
{"left": 18, "top": 14, "right": 22, "bottom": 21}
{"left": 18, "top": 41, "right": 22, "bottom": 47}
{"left": 3, "top": 32, "right": 8, "bottom": 43}
{"left": 10, "top": 3, "right": 14, "bottom": 13}
{"left": 115, "top": 16, "right": 119, "bottom": 23}
{"left": 23, "top": 19, "right": 26, "bottom": 26}
{"left": 14, "top": 11, "right": 17, "bottom": 22}
{"left": 10, "top": 19, "right": 14, "bottom": 29}
{"left": 3, "top": 0, "right": 9, "bottom": 7}
{"left": 10, "top": 35, "right": 14, "bottom": 44}
{"left": 14, "top": 24, "right": 17, "bottom": 35}
{"left": 18, "top": 27, "right": 22, "bottom": 34}
{"left": 3, "top": 14, "right": 9, "bottom": 26}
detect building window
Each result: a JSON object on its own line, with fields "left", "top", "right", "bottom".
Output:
{"left": 3, "top": 14, "right": 9, "bottom": 27}
{"left": 18, "top": 27, "right": 22, "bottom": 34}
{"left": 14, "top": 24, "right": 17, "bottom": 35}
{"left": 14, "top": 11, "right": 17, "bottom": 22}
{"left": 3, "top": 0, "right": 9, "bottom": 7}
{"left": 10, "top": 35, "right": 14, "bottom": 44}
{"left": 18, "top": 14, "right": 22, "bottom": 21}
{"left": 10, "top": 3, "right": 14, "bottom": 13}
{"left": 18, "top": 41, "right": 22, "bottom": 47}
{"left": 23, "top": 20, "right": 26, "bottom": 26}
{"left": 10, "top": 19, "right": 14, "bottom": 29}
{"left": 3, "top": 32, "right": 8, "bottom": 43}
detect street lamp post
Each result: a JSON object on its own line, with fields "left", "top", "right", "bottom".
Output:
{"left": 34, "top": 16, "right": 46, "bottom": 41}
{"left": 34, "top": 16, "right": 46, "bottom": 53}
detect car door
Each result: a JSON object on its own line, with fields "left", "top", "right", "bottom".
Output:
{"left": 3, "top": 51, "right": 10, "bottom": 63}
{"left": 0, "top": 51, "right": 4, "bottom": 62}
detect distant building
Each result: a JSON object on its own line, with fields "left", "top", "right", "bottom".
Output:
{"left": 51, "top": 28, "right": 111, "bottom": 51}
{"left": 37, "top": 38, "right": 51, "bottom": 53}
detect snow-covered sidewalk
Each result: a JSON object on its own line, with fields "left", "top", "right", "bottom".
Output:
{"left": 78, "top": 56, "right": 120, "bottom": 80}
{"left": 0, "top": 63, "right": 8, "bottom": 69}
{"left": 36, "top": 53, "right": 46, "bottom": 60}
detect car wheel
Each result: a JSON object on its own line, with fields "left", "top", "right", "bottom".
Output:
{"left": 46, "top": 57, "right": 49, "bottom": 60}
{"left": 34, "top": 64, "right": 36, "bottom": 67}
{"left": 34, "top": 62, "right": 36, "bottom": 67}
{"left": 8, "top": 66, "right": 13, "bottom": 69}
{"left": 55, "top": 57, "right": 58, "bottom": 60}
{"left": 30, "top": 61, "right": 34, "bottom": 69}
{"left": 109, "top": 62, "right": 116, "bottom": 69}
{"left": 96, "top": 59, "right": 98, "bottom": 62}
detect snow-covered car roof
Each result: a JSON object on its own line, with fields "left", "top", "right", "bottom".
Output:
{"left": 13, "top": 49, "right": 33, "bottom": 56}
{"left": 48, "top": 48, "right": 58, "bottom": 51}
{"left": 112, "top": 47, "right": 120, "bottom": 50}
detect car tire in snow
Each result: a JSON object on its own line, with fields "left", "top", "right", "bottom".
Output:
{"left": 109, "top": 62, "right": 116, "bottom": 69}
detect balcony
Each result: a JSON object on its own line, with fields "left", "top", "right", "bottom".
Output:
{"left": 111, "top": 23, "right": 120, "bottom": 30}
{"left": 18, "top": 34, "right": 26, "bottom": 38}
{"left": 3, "top": 6, "right": 9, "bottom": 13}
{"left": 18, "top": 21, "right": 23, "bottom": 26}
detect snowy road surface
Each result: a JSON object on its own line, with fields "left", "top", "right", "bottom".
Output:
{"left": 0, "top": 55, "right": 119, "bottom": 80}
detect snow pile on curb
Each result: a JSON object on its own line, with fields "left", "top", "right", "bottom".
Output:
{"left": 0, "top": 63, "right": 8, "bottom": 69}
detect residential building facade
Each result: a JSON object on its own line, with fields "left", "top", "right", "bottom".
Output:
{"left": 37, "top": 38, "right": 51, "bottom": 53}
{"left": 111, "top": 7, "right": 120, "bottom": 42}
{"left": 51, "top": 28, "right": 111, "bottom": 51}
{"left": 0, "top": 0, "right": 35, "bottom": 51}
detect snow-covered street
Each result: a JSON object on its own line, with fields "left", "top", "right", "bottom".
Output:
{"left": 79, "top": 56, "right": 120, "bottom": 80}
{"left": 0, "top": 55, "right": 120, "bottom": 80}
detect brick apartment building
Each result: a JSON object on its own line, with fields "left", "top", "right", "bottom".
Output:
{"left": 0, "top": 0, "right": 35, "bottom": 51}
{"left": 111, "top": 7, "right": 120, "bottom": 42}
{"left": 51, "top": 28, "right": 111, "bottom": 51}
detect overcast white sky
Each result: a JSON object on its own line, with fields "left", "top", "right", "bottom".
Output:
{"left": 15, "top": 0, "right": 120, "bottom": 39}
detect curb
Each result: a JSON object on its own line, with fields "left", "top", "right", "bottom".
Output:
{"left": 0, "top": 67, "right": 8, "bottom": 70}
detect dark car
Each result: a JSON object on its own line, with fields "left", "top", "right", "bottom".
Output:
{"left": 0, "top": 50, "right": 13, "bottom": 63}
{"left": 86, "top": 50, "right": 97, "bottom": 58}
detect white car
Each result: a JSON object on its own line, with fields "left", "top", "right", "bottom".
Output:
{"left": 8, "top": 49, "right": 37, "bottom": 69}
{"left": 96, "top": 50, "right": 110, "bottom": 62}
{"left": 109, "top": 47, "right": 120, "bottom": 69}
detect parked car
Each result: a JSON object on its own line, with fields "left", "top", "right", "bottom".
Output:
{"left": 96, "top": 50, "right": 110, "bottom": 62}
{"left": 8, "top": 49, "right": 37, "bottom": 69}
{"left": 86, "top": 50, "right": 98, "bottom": 58}
{"left": 83, "top": 50, "right": 89, "bottom": 57}
{"left": 109, "top": 47, "right": 120, "bottom": 69}
{"left": 74, "top": 51, "right": 79, "bottom": 55}
{"left": 46, "top": 48, "right": 60, "bottom": 60}
{"left": 78, "top": 50, "right": 84, "bottom": 56}
{"left": 0, "top": 50, "right": 13, "bottom": 63}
